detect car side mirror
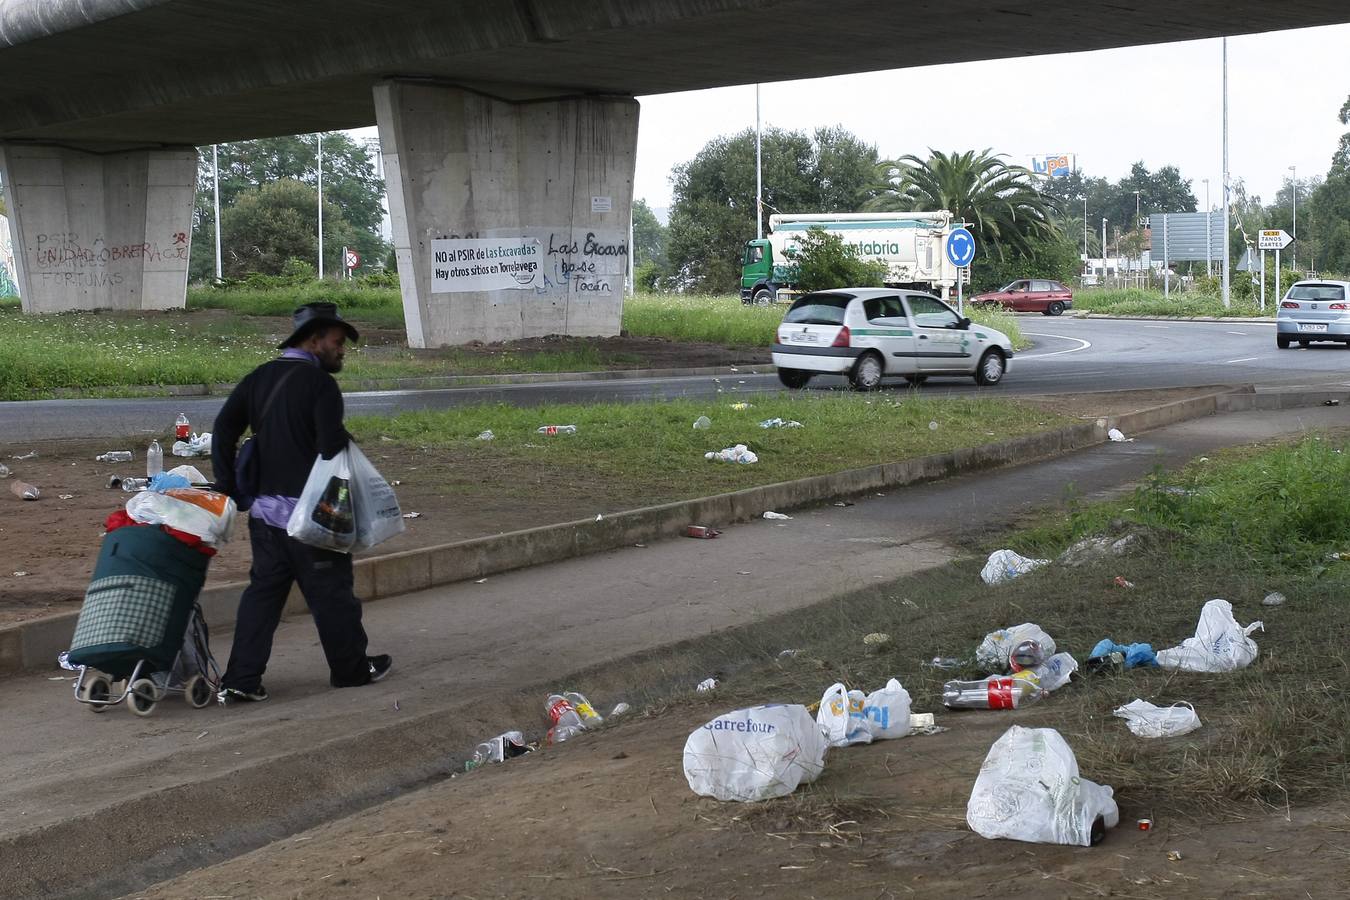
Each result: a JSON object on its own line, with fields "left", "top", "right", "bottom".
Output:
{"left": 958, "top": 317, "right": 971, "bottom": 330}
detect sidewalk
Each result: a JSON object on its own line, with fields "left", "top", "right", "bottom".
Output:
{"left": 3, "top": 404, "right": 1346, "bottom": 899}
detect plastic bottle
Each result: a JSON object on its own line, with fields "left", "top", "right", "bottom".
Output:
{"left": 175, "top": 412, "right": 191, "bottom": 441}
{"left": 120, "top": 477, "right": 150, "bottom": 492}
{"left": 10, "top": 480, "right": 40, "bottom": 500}
{"left": 146, "top": 440, "right": 163, "bottom": 478}
{"left": 536, "top": 425, "right": 578, "bottom": 435}
{"left": 942, "top": 676, "right": 1044, "bottom": 710}
{"left": 564, "top": 691, "right": 604, "bottom": 728}
{"left": 546, "top": 693, "right": 586, "bottom": 743}
{"left": 0, "top": 462, "right": 9, "bottom": 478}
{"left": 95, "top": 451, "right": 133, "bottom": 463}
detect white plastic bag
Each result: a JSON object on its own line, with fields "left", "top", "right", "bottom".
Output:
{"left": 980, "top": 549, "right": 1049, "bottom": 585}
{"left": 683, "top": 704, "right": 828, "bottom": 802}
{"left": 125, "top": 488, "right": 236, "bottom": 545}
{"left": 347, "top": 442, "right": 405, "bottom": 552}
{"left": 816, "top": 679, "right": 913, "bottom": 747}
{"left": 1113, "top": 700, "right": 1202, "bottom": 738}
{"left": 863, "top": 678, "right": 913, "bottom": 739}
{"left": 1156, "top": 599, "right": 1264, "bottom": 672}
{"left": 976, "top": 623, "right": 1058, "bottom": 673}
{"left": 287, "top": 449, "right": 357, "bottom": 552}
{"left": 1031, "top": 652, "right": 1078, "bottom": 693}
{"left": 967, "top": 725, "right": 1120, "bottom": 847}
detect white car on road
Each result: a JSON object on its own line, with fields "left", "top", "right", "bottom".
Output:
{"left": 1276, "top": 280, "right": 1350, "bottom": 348}
{"left": 771, "top": 288, "right": 1014, "bottom": 390}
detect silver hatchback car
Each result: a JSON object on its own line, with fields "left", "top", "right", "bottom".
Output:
{"left": 1276, "top": 280, "right": 1350, "bottom": 348}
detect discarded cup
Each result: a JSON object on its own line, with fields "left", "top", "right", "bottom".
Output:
{"left": 692, "top": 415, "right": 711, "bottom": 430}
{"left": 1137, "top": 818, "right": 1152, "bottom": 831}
{"left": 95, "top": 451, "right": 133, "bottom": 463}
{"left": 685, "top": 525, "right": 720, "bottom": 539}
{"left": 10, "top": 481, "right": 40, "bottom": 500}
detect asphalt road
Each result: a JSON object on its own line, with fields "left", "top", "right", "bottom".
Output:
{"left": 3, "top": 317, "right": 1346, "bottom": 442}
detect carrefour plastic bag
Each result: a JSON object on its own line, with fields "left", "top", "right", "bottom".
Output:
{"left": 980, "top": 549, "right": 1049, "bottom": 585}
{"left": 816, "top": 679, "right": 913, "bottom": 746}
{"left": 126, "top": 487, "right": 237, "bottom": 545}
{"left": 683, "top": 704, "right": 828, "bottom": 802}
{"left": 287, "top": 449, "right": 357, "bottom": 552}
{"left": 976, "top": 623, "right": 1058, "bottom": 673}
{"left": 1113, "top": 700, "right": 1202, "bottom": 738}
{"left": 1155, "top": 599, "right": 1263, "bottom": 672}
{"left": 348, "top": 442, "right": 405, "bottom": 552}
{"left": 967, "top": 725, "right": 1119, "bottom": 847}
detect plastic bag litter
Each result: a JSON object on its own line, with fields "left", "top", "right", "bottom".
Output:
{"left": 816, "top": 678, "right": 913, "bottom": 747}
{"left": 980, "top": 549, "right": 1049, "bottom": 585}
{"left": 171, "top": 432, "right": 212, "bottom": 457}
{"left": 1155, "top": 599, "right": 1263, "bottom": 672}
{"left": 1088, "top": 639, "right": 1158, "bottom": 669}
{"left": 967, "top": 725, "right": 1120, "bottom": 846}
{"left": 705, "top": 444, "right": 758, "bottom": 464}
{"left": 976, "top": 623, "right": 1057, "bottom": 673}
{"left": 1030, "top": 652, "right": 1078, "bottom": 693}
{"left": 683, "top": 704, "right": 828, "bottom": 802}
{"left": 1113, "top": 700, "right": 1202, "bottom": 738}
{"left": 1108, "top": 427, "right": 1128, "bottom": 442}
{"left": 692, "top": 416, "right": 711, "bottom": 430}
{"left": 126, "top": 487, "right": 236, "bottom": 545}
{"left": 758, "top": 417, "right": 802, "bottom": 429}
{"left": 762, "top": 511, "right": 792, "bottom": 520}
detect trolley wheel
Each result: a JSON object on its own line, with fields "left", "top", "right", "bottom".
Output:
{"left": 184, "top": 674, "right": 213, "bottom": 709}
{"left": 82, "top": 674, "right": 113, "bottom": 713}
{"left": 128, "top": 678, "right": 159, "bottom": 717}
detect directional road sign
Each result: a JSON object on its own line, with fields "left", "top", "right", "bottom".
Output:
{"left": 1258, "top": 229, "right": 1293, "bottom": 251}
{"left": 946, "top": 226, "right": 976, "bottom": 268}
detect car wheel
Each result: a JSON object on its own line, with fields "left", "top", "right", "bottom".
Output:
{"left": 752, "top": 288, "right": 774, "bottom": 306}
{"left": 849, "top": 353, "right": 885, "bottom": 391}
{"left": 1276, "top": 335, "right": 1290, "bottom": 349}
{"left": 974, "top": 350, "right": 1005, "bottom": 386}
{"left": 902, "top": 375, "right": 928, "bottom": 386}
{"left": 776, "top": 368, "right": 811, "bottom": 389}
{"left": 1046, "top": 300, "right": 1065, "bottom": 316}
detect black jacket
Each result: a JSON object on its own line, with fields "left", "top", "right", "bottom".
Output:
{"left": 212, "top": 357, "right": 350, "bottom": 501}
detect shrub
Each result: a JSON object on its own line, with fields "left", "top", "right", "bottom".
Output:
{"left": 792, "top": 227, "right": 888, "bottom": 293}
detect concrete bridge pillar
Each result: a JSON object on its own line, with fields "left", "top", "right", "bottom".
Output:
{"left": 374, "top": 81, "right": 637, "bottom": 348}
{"left": 0, "top": 144, "right": 196, "bottom": 313}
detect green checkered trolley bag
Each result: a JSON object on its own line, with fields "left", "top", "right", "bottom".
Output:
{"left": 67, "top": 525, "right": 219, "bottom": 717}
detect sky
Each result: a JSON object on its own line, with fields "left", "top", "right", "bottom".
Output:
{"left": 630, "top": 23, "right": 1350, "bottom": 217}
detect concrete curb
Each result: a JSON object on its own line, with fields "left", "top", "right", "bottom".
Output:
{"left": 10, "top": 384, "right": 1340, "bottom": 675}
{"left": 1074, "top": 313, "right": 1276, "bottom": 324}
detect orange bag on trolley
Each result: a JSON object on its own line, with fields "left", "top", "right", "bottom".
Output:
{"left": 125, "top": 487, "right": 237, "bottom": 545}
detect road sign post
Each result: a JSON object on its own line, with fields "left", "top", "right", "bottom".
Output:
{"left": 1258, "top": 230, "right": 1292, "bottom": 309}
{"left": 945, "top": 226, "right": 976, "bottom": 314}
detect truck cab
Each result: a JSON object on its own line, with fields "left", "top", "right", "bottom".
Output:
{"left": 741, "top": 239, "right": 776, "bottom": 305}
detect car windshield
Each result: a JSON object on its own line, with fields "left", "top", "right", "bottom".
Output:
{"left": 783, "top": 293, "right": 851, "bottom": 325}
{"left": 1286, "top": 284, "right": 1346, "bottom": 302}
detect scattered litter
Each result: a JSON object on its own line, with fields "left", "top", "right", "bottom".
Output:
{"left": 817, "top": 678, "right": 913, "bottom": 746}
{"left": 474, "top": 578, "right": 488, "bottom": 584}
{"left": 833, "top": 501, "right": 854, "bottom": 507}
{"left": 57, "top": 493, "right": 75, "bottom": 500}
{"left": 633, "top": 542, "right": 646, "bottom": 548}
{"left": 95, "top": 451, "right": 133, "bottom": 463}
{"left": 683, "top": 704, "right": 827, "bottom": 801}
{"left": 928, "top": 421, "right": 939, "bottom": 431}
{"left": 476, "top": 430, "right": 495, "bottom": 441}
{"left": 967, "top": 725, "right": 1119, "bottom": 846}
{"left": 862, "top": 632, "right": 891, "bottom": 650}
{"left": 1262, "top": 591, "right": 1286, "bottom": 607}
{"left": 1086, "top": 639, "right": 1159, "bottom": 671}
{"left": 901, "top": 598, "right": 918, "bottom": 609}
{"left": 729, "top": 402, "right": 751, "bottom": 410}
{"left": 777, "top": 649, "right": 800, "bottom": 658}
{"left": 0, "top": 463, "right": 8, "bottom": 478}
{"left": 609, "top": 702, "right": 631, "bottom": 717}
{"left": 10, "top": 481, "right": 40, "bottom": 500}
{"left": 685, "top": 525, "right": 720, "bottom": 539}
{"left": 46, "top": 676, "right": 67, "bottom": 681}
{"left": 1107, "top": 428, "right": 1133, "bottom": 442}
{"left": 927, "top": 656, "right": 961, "bottom": 669}
{"left": 705, "top": 444, "right": 758, "bottom": 464}
{"left": 393, "top": 700, "right": 400, "bottom": 711}
{"left": 944, "top": 675, "right": 1043, "bottom": 709}
{"left": 402, "top": 511, "right": 421, "bottom": 519}
{"left": 1114, "top": 576, "right": 1135, "bottom": 589}
{"left": 736, "top": 570, "right": 751, "bottom": 575}
{"left": 980, "top": 549, "right": 1049, "bottom": 585}
{"left": 762, "top": 511, "right": 792, "bottom": 520}
{"left": 1137, "top": 818, "right": 1153, "bottom": 831}
{"left": 1167, "top": 850, "right": 1183, "bottom": 862}
{"left": 1325, "top": 399, "right": 1341, "bottom": 406}
{"left": 1059, "top": 533, "right": 1140, "bottom": 567}
{"left": 1155, "top": 599, "right": 1263, "bottom": 672}
{"left": 976, "top": 623, "right": 1056, "bottom": 673}
{"left": 11, "top": 451, "right": 37, "bottom": 460}
{"left": 692, "top": 415, "right": 711, "bottom": 430}
{"left": 545, "top": 694, "right": 591, "bottom": 744}
{"left": 12, "top": 571, "right": 28, "bottom": 577}
{"left": 909, "top": 712, "right": 936, "bottom": 730}
{"left": 391, "top": 480, "right": 402, "bottom": 486}
{"left": 172, "top": 432, "right": 212, "bottom": 457}
{"left": 758, "top": 417, "right": 803, "bottom": 429}
{"left": 695, "top": 677, "right": 718, "bottom": 692}
{"left": 536, "top": 424, "right": 577, "bottom": 435}
{"left": 466, "top": 730, "right": 533, "bottom": 771}
{"left": 1114, "top": 700, "right": 1201, "bottom": 738}
{"left": 196, "top": 731, "right": 209, "bottom": 741}
{"left": 595, "top": 513, "right": 603, "bottom": 521}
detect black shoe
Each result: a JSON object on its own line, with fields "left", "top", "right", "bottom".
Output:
{"left": 218, "top": 684, "right": 269, "bottom": 704}
{"left": 368, "top": 654, "right": 393, "bottom": 683}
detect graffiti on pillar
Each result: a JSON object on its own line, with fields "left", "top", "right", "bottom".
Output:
{"left": 0, "top": 214, "right": 16, "bottom": 298}
{"left": 27, "top": 232, "right": 189, "bottom": 289}
{"left": 538, "top": 230, "right": 628, "bottom": 295}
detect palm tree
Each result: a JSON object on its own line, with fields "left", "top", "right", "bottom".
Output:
{"left": 865, "top": 149, "right": 1061, "bottom": 261}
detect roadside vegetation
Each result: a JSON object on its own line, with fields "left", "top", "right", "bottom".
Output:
{"left": 187, "top": 277, "right": 404, "bottom": 328}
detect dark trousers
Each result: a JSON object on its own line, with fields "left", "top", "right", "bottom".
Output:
{"left": 223, "top": 517, "right": 370, "bottom": 690}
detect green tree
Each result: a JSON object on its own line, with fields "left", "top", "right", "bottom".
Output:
{"left": 631, "top": 198, "right": 668, "bottom": 288}
{"left": 792, "top": 226, "right": 887, "bottom": 293}
{"left": 971, "top": 234, "right": 1082, "bottom": 293}
{"left": 220, "top": 179, "right": 360, "bottom": 278}
{"left": 866, "top": 149, "right": 1059, "bottom": 261}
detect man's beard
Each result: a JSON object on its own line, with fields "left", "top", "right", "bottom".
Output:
{"left": 320, "top": 354, "right": 343, "bottom": 373}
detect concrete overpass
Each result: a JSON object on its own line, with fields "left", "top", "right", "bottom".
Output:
{"left": 0, "top": 0, "right": 1345, "bottom": 344}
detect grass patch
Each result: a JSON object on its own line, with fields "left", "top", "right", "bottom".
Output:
{"left": 1074, "top": 288, "right": 1268, "bottom": 318}
{"left": 187, "top": 281, "right": 405, "bottom": 328}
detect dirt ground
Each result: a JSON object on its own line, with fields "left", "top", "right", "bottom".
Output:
{"left": 129, "top": 696, "right": 1347, "bottom": 899}
{"left": 0, "top": 386, "right": 1230, "bottom": 629}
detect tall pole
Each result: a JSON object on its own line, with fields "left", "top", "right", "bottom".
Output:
{"left": 212, "top": 144, "right": 222, "bottom": 282}
{"left": 1203, "top": 178, "right": 1211, "bottom": 278}
{"left": 1081, "top": 196, "right": 1088, "bottom": 275}
{"left": 1289, "top": 164, "right": 1297, "bottom": 273}
{"left": 755, "top": 84, "right": 763, "bottom": 241}
{"left": 1133, "top": 190, "right": 1141, "bottom": 276}
{"left": 1221, "top": 38, "right": 1231, "bottom": 308}
{"left": 317, "top": 133, "right": 325, "bottom": 280}
{"left": 1101, "top": 218, "right": 1108, "bottom": 285}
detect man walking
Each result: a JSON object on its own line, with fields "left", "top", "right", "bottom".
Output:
{"left": 212, "top": 301, "right": 391, "bottom": 702}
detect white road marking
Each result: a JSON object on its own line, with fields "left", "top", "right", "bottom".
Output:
{"left": 1223, "top": 356, "right": 1259, "bottom": 364}
{"left": 1018, "top": 333, "right": 1092, "bottom": 360}
{"left": 1142, "top": 325, "right": 1169, "bottom": 329}
{"left": 1226, "top": 331, "right": 1247, "bottom": 335}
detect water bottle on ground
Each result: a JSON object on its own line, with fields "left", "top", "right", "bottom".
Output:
{"left": 95, "top": 451, "right": 133, "bottom": 463}
{"left": 546, "top": 693, "right": 586, "bottom": 743}
{"left": 146, "top": 440, "right": 163, "bottom": 478}
{"left": 564, "top": 691, "right": 604, "bottom": 728}
{"left": 943, "top": 676, "right": 1044, "bottom": 710}
{"left": 536, "top": 425, "right": 577, "bottom": 435}
{"left": 175, "top": 412, "right": 191, "bottom": 441}
{"left": 120, "top": 477, "right": 150, "bottom": 492}
{"left": 10, "top": 481, "right": 40, "bottom": 500}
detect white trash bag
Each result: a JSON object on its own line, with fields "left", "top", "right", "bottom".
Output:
{"left": 683, "top": 704, "right": 828, "bottom": 802}
{"left": 1031, "top": 652, "right": 1079, "bottom": 693}
{"left": 347, "top": 442, "right": 405, "bottom": 552}
{"left": 125, "top": 487, "right": 236, "bottom": 545}
{"left": 967, "top": 725, "right": 1120, "bottom": 847}
{"left": 816, "top": 678, "right": 913, "bottom": 747}
{"left": 1113, "top": 699, "right": 1202, "bottom": 738}
{"left": 980, "top": 549, "right": 1049, "bottom": 585}
{"left": 1156, "top": 599, "right": 1264, "bottom": 673}
{"left": 976, "top": 623, "right": 1058, "bottom": 673}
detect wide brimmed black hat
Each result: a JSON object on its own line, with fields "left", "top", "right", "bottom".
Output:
{"left": 278, "top": 301, "right": 360, "bottom": 349}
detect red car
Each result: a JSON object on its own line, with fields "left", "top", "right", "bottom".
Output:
{"left": 972, "top": 279, "right": 1073, "bottom": 316}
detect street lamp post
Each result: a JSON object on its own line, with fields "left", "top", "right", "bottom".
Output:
{"left": 1289, "top": 165, "right": 1297, "bottom": 273}
{"left": 317, "top": 133, "right": 324, "bottom": 280}
{"left": 1101, "top": 218, "right": 1108, "bottom": 285}
{"left": 1132, "top": 190, "right": 1141, "bottom": 278}
{"left": 1081, "top": 196, "right": 1088, "bottom": 276}
{"left": 1202, "top": 178, "right": 1211, "bottom": 278}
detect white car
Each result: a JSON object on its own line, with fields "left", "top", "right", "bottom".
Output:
{"left": 1275, "top": 280, "right": 1350, "bottom": 348}
{"left": 771, "top": 288, "right": 1014, "bottom": 390}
